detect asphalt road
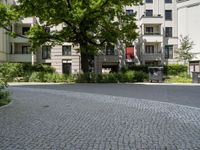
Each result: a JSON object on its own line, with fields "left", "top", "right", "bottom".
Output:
{"left": 14, "top": 83, "right": 200, "bottom": 108}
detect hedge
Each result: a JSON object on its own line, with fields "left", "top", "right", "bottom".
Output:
{"left": 76, "top": 71, "right": 147, "bottom": 83}
{"left": 121, "top": 64, "right": 188, "bottom": 76}
{"left": 0, "top": 63, "right": 55, "bottom": 82}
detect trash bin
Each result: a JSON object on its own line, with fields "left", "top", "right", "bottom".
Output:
{"left": 148, "top": 67, "right": 164, "bottom": 83}
{"left": 192, "top": 72, "right": 200, "bottom": 83}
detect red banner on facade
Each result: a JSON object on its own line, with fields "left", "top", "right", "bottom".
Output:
{"left": 126, "top": 47, "right": 134, "bottom": 59}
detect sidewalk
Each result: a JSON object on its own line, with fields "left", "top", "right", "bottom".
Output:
{"left": 134, "top": 82, "right": 200, "bottom": 86}
{"left": 8, "top": 82, "right": 200, "bottom": 86}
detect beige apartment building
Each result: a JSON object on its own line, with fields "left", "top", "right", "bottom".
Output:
{"left": 1, "top": 0, "right": 187, "bottom": 74}
{"left": 95, "top": 0, "right": 180, "bottom": 73}
{"left": 126, "top": 0, "right": 179, "bottom": 65}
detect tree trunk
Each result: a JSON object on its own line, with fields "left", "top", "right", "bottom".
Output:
{"left": 81, "top": 51, "right": 89, "bottom": 73}
{"left": 80, "top": 42, "right": 90, "bottom": 73}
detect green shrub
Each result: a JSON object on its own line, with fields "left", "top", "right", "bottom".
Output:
{"left": 0, "top": 63, "right": 24, "bottom": 82}
{"left": 122, "top": 65, "right": 149, "bottom": 74}
{"left": 0, "top": 89, "right": 10, "bottom": 106}
{"left": 101, "top": 73, "right": 118, "bottom": 83}
{"left": 134, "top": 71, "right": 148, "bottom": 82}
{"left": 165, "top": 75, "right": 192, "bottom": 83}
{"left": 122, "top": 64, "right": 188, "bottom": 76}
{"left": 29, "top": 72, "right": 45, "bottom": 82}
{"left": 75, "top": 71, "right": 147, "bottom": 83}
{"left": 0, "top": 78, "right": 10, "bottom": 107}
{"left": 163, "top": 64, "right": 187, "bottom": 76}
{"left": 43, "top": 73, "right": 74, "bottom": 83}
{"left": 22, "top": 63, "right": 55, "bottom": 74}
{"left": 76, "top": 73, "right": 91, "bottom": 83}
{"left": 124, "top": 71, "right": 135, "bottom": 82}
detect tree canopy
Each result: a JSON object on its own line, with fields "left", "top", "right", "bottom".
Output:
{"left": 0, "top": 0, "right": 142, "bottom": 72}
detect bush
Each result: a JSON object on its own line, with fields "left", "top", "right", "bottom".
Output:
{"left": 0, "top": 63, "right": 24, "bottom": 82}
{"left": 22, "top": 63, "right": 55, "bottom": 74}
{"left": 76, "top": 71, "right": 147, "bottom": 83}
{"left": 122, "top": 64, "right": 188, "bottom": 76}
{"left": 0, "top": 63, "right": 55, "bottom": 82}
{"left": 121, "top": 65, "right": 149, "bottom": 74}
{"left": 43, "top": 73, "right": 74, "bottom": 83}
{"left": 0, "top": 78, "right": 10, "bottom": 107}
{"left": 29, "top": 72, "right": 45, "bottom": 82}
{"left": 163, "top": 64, "right": 187, "bottom": 76}
{"left": 165, "top": 75, "right": 192, "bottom": 83}
{"left": 28, "top": 72, "right": 75, "bottom": 83}
{"left": 134, "top": 71, "right": 148, "bottom": 82}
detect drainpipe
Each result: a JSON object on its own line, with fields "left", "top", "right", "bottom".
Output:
{"left": 31, "top": 51, "right": 34, "bottom": 66}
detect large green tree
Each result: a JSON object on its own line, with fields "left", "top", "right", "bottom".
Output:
{"left": 0, "top": 0, "right": 141, "bottom": 73}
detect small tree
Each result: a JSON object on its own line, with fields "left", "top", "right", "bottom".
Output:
{"left": 175, "top": 35, "right": 194, "bottom": 64}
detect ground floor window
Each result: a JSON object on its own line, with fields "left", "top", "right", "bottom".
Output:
{"left": 42, "top": 46, "right": 51, "bottom": 59}
{"left": 145, "top": 45, "right": 154, "bottom": 53}
{"left": 22, "top": 46, "right": 30, "bottom": 54}
{"left": 165, "top": 45, "right": 173, "bottom": 59}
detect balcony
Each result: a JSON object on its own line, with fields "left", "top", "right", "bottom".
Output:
{"left": 10, "top": 37, "right": 29, "bottom": 43}
{"left": 140, "top": 15, "right": 163, "bottom": 25}
{"left": 142, "top": 34, "right": 163, "bottom": 43}
{"left": 142, "top": 53, "right": 163, "bottom": 61}
{"left": 21, "top": 17, "right": 37, "bottom": 24}
{"left": 97, "top": 55, "right": 119, "bottom": 63}
{"left": 9, "top": 54, "right": 36, "bottom": 63}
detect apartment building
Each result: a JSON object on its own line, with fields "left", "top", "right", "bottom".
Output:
{"left": 126, "top": 0, "right": 178, "bottom": 66}
{"left": 177, "top": 0, "right": 200, "bottom": 72}
{"left": 1, "top": 0, "right": 185, "bottom": 74}
{"left": 0, "top": 0, "right": 14, "bottom": 62}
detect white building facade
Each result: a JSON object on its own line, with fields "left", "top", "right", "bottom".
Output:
{"left": 177, "top": 0, "right": 200, "bottom": 72}
{"left": 126, "top": 0, "right": 179, "bottom": 65}
{"left": 0, "top": 0, "right": 15, "bottom": 62}
{"left": 3, "top": 0, "right": 196, "bottom": 74}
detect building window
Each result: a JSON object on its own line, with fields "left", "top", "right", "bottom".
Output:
{"left": 42, "top": 46, "right": 51, "bottom": 59}
{"left": 146, "top": 0, "right": 153, "bottom": 3}
{"left": 145, "top": 45, "right": 154, "bottom": 53}
{"left": 165, "top": 45, "right": 173, "bottom": 59}
{"left": 126, "top": 9, "right": 134, "bottom": 15}
{"left": 22, "top": 27, "right": 30, "bottom": 35}
{"left": 22, "top": 46, "right": 30, "bottom": 54}
{"left": 62, "top": 46, "right": 71, "bottom": 55}
{"left": 106, "top": 45, "right": 115, "bottom": 55}
{"left": 146, "top": 10, "right": 153, "bottom": 17}
{"left": 165, "top": 10, "right": 172, "bottom": 20}
{"left": 10, "top": 44, "right": 13, "bottom": 54}
{"left": 165, "top": 0, "right": 172, "bottom": 3}
{"left": 165, "top": 27, "right": 172, "bottom": 37}
{"left": 145, "top": 27, "right": 153, "bottom": 34}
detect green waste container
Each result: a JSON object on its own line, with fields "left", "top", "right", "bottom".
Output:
{"left": 192, "top": 72, "right": 200, "bottom": 83}
{"left": 148, "top": 67, "right": 164, "bottom": 83}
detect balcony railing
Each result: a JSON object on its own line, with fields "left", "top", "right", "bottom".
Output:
{"left": 9, "top": 54, "right": 36, "bottom": 62}
{"left": 140, "top": 14, "right": 162, "bottom": 20}
{"left": 144, "top": 32, "right": 161, "bottom": 35}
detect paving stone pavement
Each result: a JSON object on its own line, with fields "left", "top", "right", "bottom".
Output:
{"left": 0, "top": 86, "right": 200, "bottom": 150}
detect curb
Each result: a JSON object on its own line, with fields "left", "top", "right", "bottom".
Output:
{"left": 133, "top": 82, "right": 200, "bottom": 86}
{"left": 7, "top": 82, "right": 200, "bottom": 86}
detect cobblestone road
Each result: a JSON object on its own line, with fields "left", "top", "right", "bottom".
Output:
{"left": 0, "top": 86, "right": 200, "bottom": 150}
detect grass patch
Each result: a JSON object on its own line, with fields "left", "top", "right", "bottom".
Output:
{"left": 165, "top": 75, "right": 192, "bottom": 83}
